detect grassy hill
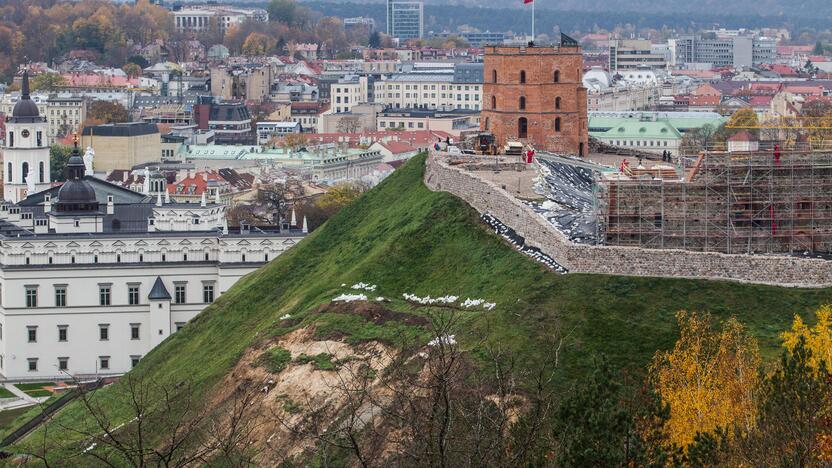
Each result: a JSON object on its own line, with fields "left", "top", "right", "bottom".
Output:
{"left": 9, "top": 153, "right": 832, "bottom": 460}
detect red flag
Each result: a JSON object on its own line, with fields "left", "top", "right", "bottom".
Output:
{"left": 524, "top": 0, "right": 533, "bottom": 3}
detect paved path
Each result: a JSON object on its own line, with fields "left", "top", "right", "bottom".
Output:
{"left": 4, "top": 383, "right": 37, "bottom": 404}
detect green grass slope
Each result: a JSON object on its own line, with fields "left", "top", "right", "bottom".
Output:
{"left": 12, "top": 153, "right": 832, "bottom": 452}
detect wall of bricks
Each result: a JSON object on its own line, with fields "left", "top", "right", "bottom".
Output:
{"left": 425, "top": 155, "right": 832, "bottom": 288}
{"left": 480, "top": 45, "right": 589, "bottom": 156}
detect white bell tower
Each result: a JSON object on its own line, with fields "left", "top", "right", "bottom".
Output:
{"left": 3, "top": 69, "right": 51, "bottom": 203}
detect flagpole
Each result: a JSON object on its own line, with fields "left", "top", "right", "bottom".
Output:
{"left": 531, "top": 0, "right": 535, "bottom": 42}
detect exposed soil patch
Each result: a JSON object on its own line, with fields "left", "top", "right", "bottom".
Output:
{"left": 314, "top": 301, "right": 429, "bottom": 326}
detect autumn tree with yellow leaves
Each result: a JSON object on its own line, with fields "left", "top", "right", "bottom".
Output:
{"left": 649, "top": 311, "right": 761, "bottom": 449}
{"left": 783, "top": 304, "right": 832, "bottom": 372}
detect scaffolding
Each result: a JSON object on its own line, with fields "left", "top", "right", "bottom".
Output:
{"left": 599, "top": 150, "right": 832, "bottom": 255}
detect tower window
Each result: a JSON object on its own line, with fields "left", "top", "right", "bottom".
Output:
{"left": 519, "top": 97, "right": 526, "bottom": 110}
{"left": 491, "top": 96, "right": 497, "bottom": 110}
{"left": 555, "top": 96, "right": 562, "bottom": 110}
{"left": 21, "top": 162, "right": 28, "bottom": 184}
{"left": 520, "top": 70, "right": 526, "bottom": 83}
{"left": 492, "top": 69, "right": 497, "bottom": 82}
{"left": 554, "top": 70, "right": 560, "bottom": 83}
{"left": 6, "top": 162, "right": 11, "bottom": 182}
{"left": 555, "top": 117, "right": 562, "bottom": 132}
{"left": 8, "top": 132, "right": 13, "bottom": 147}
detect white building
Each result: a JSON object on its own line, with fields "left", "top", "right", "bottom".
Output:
{"left": 45, "top": 96, "right": 86, "bottom": 146}
{"left": 172, "top": 6, "right": 268, "bottom": 33}
{"left": 332, "top": 76, "right": 370, "bottom": 114}
{"left": 3, "top": 71, "right": 51, "bottom": 204}
{"left": 0, "top": 74, "right": 306, "bottom": 380}
{"left": 373, "top": 64, "right": 483, "bottom": 111}
{"left": 256, "top": 121, "right": 301, "bottom": 144}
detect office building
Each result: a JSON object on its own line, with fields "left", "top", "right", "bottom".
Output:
{"left": 386, "top": 0, "right": 424, "bottom": 41}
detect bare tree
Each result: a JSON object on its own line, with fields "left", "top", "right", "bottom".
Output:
{"left": 18, "top": 374, "right": 263, "bottom": 466}
{"left": 336, "top": 116, "right": 363, "bottom": 134}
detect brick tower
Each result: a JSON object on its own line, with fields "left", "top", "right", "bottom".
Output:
{"left": 481, "top": 35, "right": 589, "bottom": 156}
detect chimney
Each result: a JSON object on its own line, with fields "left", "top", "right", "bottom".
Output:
{"left": 44, "top": 194, "right": 51, "bottom": 213}
{"left": 106, "top": 195, "right": 114, "bottom": 215}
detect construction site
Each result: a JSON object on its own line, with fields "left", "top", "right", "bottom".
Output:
{"left": 598, "top": 148, "right": 832, "bottom": 256}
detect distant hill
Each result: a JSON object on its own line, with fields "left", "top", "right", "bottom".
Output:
{"left": 304, "top": 1, "right": 832, "bottom": 33}
{"left": 8, "top": 154, "right": 832, "bottom": 462}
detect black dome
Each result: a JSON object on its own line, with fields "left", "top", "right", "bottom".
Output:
{"left": 12, "top": 99, "right": 39, "bottom": 118}
{"left": 54, "top": 136, "right": 99, "bottom": 212}
{"left": 57, "top": 179, "right": 97, "bottom": 204}
{"left": 11, "top": 70, "right": 42, "bottom": 121}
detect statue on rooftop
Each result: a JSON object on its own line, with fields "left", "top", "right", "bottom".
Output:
{"left": 26, "top": 164, "right": 36, "bottom": 195}
{"left": 83, "top": 146, "right": 95, "bottom": 176}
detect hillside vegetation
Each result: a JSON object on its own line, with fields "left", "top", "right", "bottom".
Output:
{"left": 9, "top": 153, "right": 832, "bottom": 463}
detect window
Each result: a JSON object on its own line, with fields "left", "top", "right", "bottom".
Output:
{"left": 6, "top": 162, "right": 11, "bottom": 182}
{"left": 520, "top": 70, "right": 526, "bottom": 83}
{"left": 39, "top": 161, "right": 44, "bottom": 183}
{"left": 58, "top": 325, "right": 67, "bottom": 342}
{"left": 99, "top": 324, "right": 109, "bottom": 341}
{"left": 491, "top": 96, "right": 497, "bottom": 110}
{"left": 554, "top": 70, "right": 560, "bottom": 83}
{"left": 8, "top": 132, "right": 12, "bottom": 147}
{"left": 27, "top": 358, "right": 37, "bottom": 372}
{"left": 176, "top": 322, "right": 186, "bottom": 332}
{"left": 131, "top": 355, "right": 141, "bottom": 368}
{"left": 518, "top": 117, "right": 528, "bottom": 139}
{"left": 99, "top": 356, "right": 110, "bottom": 370}
{"left": 58, "top": 357, "right": 68, "bottom": 371}
{"left": 555, "top": 117, "right": 561, "bottom": 132}
{"left": 128, "top": 285, "right": 140, "bottom": 305}
{"left": 99, "top": 285, "right": 111, "bottom": 306}
{"left": 519, "top": 96, "right": 526, "bottom": 110}
{"left": 27, "top": 326, "right": 37, "bottom": 343}
{"left": 174, "top": 284, "right": 186, "bottom": 304}
{"left": 130, "top": 324, "right": 140, "bottom": 340}
{"left": 203, "top": 284, "right": 215, "bottom": 303}
{"left": 555, "top": 96, "right": 561, "bottom": 110}
{"left": 25, "top": 287, "right": 37, "bottom": 308}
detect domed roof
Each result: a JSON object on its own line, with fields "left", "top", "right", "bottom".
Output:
{"left": 11, "top": 70, "right": 40, "bottom": 119}
{"left": 57, "top": 178, "right": 97, "bottom": 204}
{"left": 55, "top": 135, "right": 99, "bottom": 212}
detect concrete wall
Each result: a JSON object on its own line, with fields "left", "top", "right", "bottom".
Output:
{"left": 424, "top": 154, "right": 832, "bottom": 288}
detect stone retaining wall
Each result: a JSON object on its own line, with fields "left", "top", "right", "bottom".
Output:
{"left": 424, "top": 154, "right": 832, "bottom": 288}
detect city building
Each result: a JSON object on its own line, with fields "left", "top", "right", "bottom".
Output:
{"left": 80, "top": 123, "right": 161, "bottom": 172}
{"left": 344, "top": 17, "right": 376, "bottom": 33}
{"left": 3, "top": 71, "right": 51, "bottom": 203}
{"left": 480, "top": 37, "right": 589, "bottom": 156}
{"left": 0, "top": 142, "right": 305, "bottom": 380}
{"left": 434, "top": 31, "right": 506, "bottom": 48}
{"left": 256, "top": 121, "right": 302, "bottom": 144}
{"left": 172, "top": 6, "right": 268, "bottom": 34}
{"left": 670, "top": 34, "right": 776, "bottom": 69}
{"left": 45, "top": 97, "right": 86, "bottom": 146}
{"left": 210, "top": 64, "right": 274, "bottom": 103}
{"left": 377, "top": 108, "right": 479, "bottom": 135}
{"left": 332, "top": 76, "right": 370, "bottom": 113}
{"left": 608, "top": 39, "right": 668, "bottom": 72}
{"left": 373, "top": 63, "right": 483, "bottom": 111}
{"left": 386, "top": 0, "right": 424, "bottom": 41}
{"left": 180, "top": 143, "right": 384, "bottom": 181}
{"left": 193, "top": 99, "right": 254, "bottom": 145}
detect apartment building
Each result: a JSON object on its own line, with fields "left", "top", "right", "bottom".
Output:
{"left": 373, "top": 63, "right": 483, "bottom": 111}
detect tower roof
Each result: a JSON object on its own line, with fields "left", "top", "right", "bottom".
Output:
{"left": 148, "top": 276, "right": 172, "bottom": 300}
{"left": 11, "top": 70, "right": 41, "bottom": 120}
{"left": 55, "top": 135, "right": 99, "bottom": 212}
